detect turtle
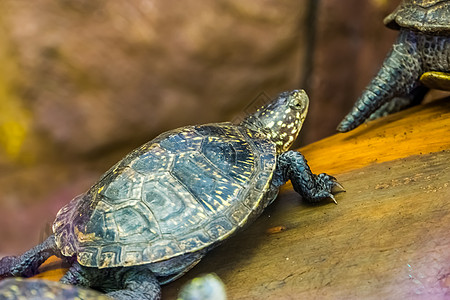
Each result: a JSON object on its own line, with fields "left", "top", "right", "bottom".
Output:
{"left": 0, "top": 90, "right": 343, "bottom": 299}
{"left": 337, "top": 0, "right": 450, "bottom": 132}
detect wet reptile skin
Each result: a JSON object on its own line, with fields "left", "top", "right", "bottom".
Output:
{"left": 338, "top": 0, "right": 450, "bottom": 132}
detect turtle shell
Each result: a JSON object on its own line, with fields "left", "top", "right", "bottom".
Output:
{"left": 0, "top": 278, "right": 110, "bottom": 300}
{"left": 53, "top": 123, "right": 277, "bottom": 268}
{"left": 384, "top": 0, "right": 450, "bottom": 33}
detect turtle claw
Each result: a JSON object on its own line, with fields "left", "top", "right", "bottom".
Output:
{"left": 313, "top": 173, "right": 344, "bottom": 204}
{"left": 329, "top": 194, "right": 338, "bottom": 205}
{"left": 332, "top": 181, "right": 346, "bottom": 194}
{"left": 329, "top": 178, "right": 345, "bottom": 204}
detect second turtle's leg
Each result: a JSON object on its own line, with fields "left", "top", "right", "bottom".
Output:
{"left": 274, "top": 150, "right": 343, "bottom": 204}
{"left": 368, "top": 86, "right": 428, "bottom": 121}
{"left": 0, "top": 235, "right": 59, "bottom": 278}
{"left": 337, "top": 29, "right": 423, "bottom": 132}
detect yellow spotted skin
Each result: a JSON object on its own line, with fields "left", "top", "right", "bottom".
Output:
{"left": 51, "top": 90, "right": 308, "bottom": 278}
{"left": 0, "top": 278, "right": 111, "bottom": 300}
{"left": 241, "top": 90, "right": 308, "bottom": 154}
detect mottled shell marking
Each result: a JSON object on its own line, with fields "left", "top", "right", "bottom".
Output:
{"left": 53, "top": 123, "right": 277, "bottom": 268}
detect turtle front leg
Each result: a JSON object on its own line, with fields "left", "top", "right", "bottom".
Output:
{"left": 274, "top": 151, "right": 343, "bottom": 204}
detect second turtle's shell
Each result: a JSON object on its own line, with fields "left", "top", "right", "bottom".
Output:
{"left": 384, "top": 0, "right": 450, "bottom": 34}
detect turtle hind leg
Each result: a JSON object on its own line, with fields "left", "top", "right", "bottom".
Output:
{"left": 106, "top": 266, "right": 161, "bottom": 300}
{"left": 0, "top": 235, "right": 59, "bottom": 279}
{"left": 275, "top": 151, "right": 344, "bottom": 204}
{"left": 337, "top": 30, "right": 423, "bottom": 132}
{"left": 61, "top": 263, "right": 161, "bottom": 300}
{"left": 368, "top": 86, "right": 428, "bottom": 121}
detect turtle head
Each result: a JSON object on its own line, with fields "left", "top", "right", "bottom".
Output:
{"left": 241, "top": 89, "right": 309, "bottom": 153}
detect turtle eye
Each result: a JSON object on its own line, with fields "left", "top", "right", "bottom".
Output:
{"left": 289, "top": 98, "right": 304, "bottom": 110}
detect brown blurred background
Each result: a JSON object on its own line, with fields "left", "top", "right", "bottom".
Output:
{"left": 0, "top": 0, "right": 401, "bottom": 255}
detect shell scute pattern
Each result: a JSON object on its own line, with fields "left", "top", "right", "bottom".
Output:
{"left": 194, "top": 124, "right": 229, "bottom": 138}
{"left": 230, "top": 205, "right": 251, "bottom": 225}
{"left": 254, "top": 171, "right": 273, "bottom": 191}
{"left": 113, "top": 205, "right": 159, "bottom": 239}
{"left": 142, "top": 239, "right": 182, "bottom": 262}
{"left": 170, "top": 151, "right": 233, "bottom": 213}
{"left": 77, "top": 247, "right": 98, "bottom": 266}
{"left": 384, "top": 0, "right": 450, "bottom": 33}
{"left": 203, "top": 217, "right": 235, "bottom": 241}
{"left": 81, "top": 207, "right": 115, "bottom": 243}
{"left": 176, "top": 231, "right": 212, "bottom": 252}
{"left": 131, "top": 149, "right": 174, "bottom": 175}
{"left": 158, "top": 128, "right": 204, "bottom": 153}
{"left": 53, "top": 123, "right": 276, "bottom": 268}
{"left": 201, "top": 137, "right": 237, "bottom": 174}
{"left": 141, "top": 173, "right": 208, "bottom": 235}
{"left": 98, "top": 245, "right": 121, "bottom": 267}
{"left": 101, "top": 167, "right": 144, "bottom": 202}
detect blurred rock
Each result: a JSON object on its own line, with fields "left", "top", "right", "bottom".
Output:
{"left": 1, "top": 0, "right": 306, "bottom": 159}
{"left": 303, "top": 0, "right": 400, "bottom": 143}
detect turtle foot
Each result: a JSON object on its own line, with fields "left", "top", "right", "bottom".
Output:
{"left": 305, "top": 173, "right": 345, "bottom": 204}
{"left": 276, "top": 151, "right": 345, "bottom": 204}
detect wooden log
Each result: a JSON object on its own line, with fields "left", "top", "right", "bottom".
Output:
{"left": 32, "top": 98, "right": 450, "bottom": 299}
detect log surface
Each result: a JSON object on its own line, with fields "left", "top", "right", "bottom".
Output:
{"left": 34, "top": 99, "right": 450, "bottom": 299}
